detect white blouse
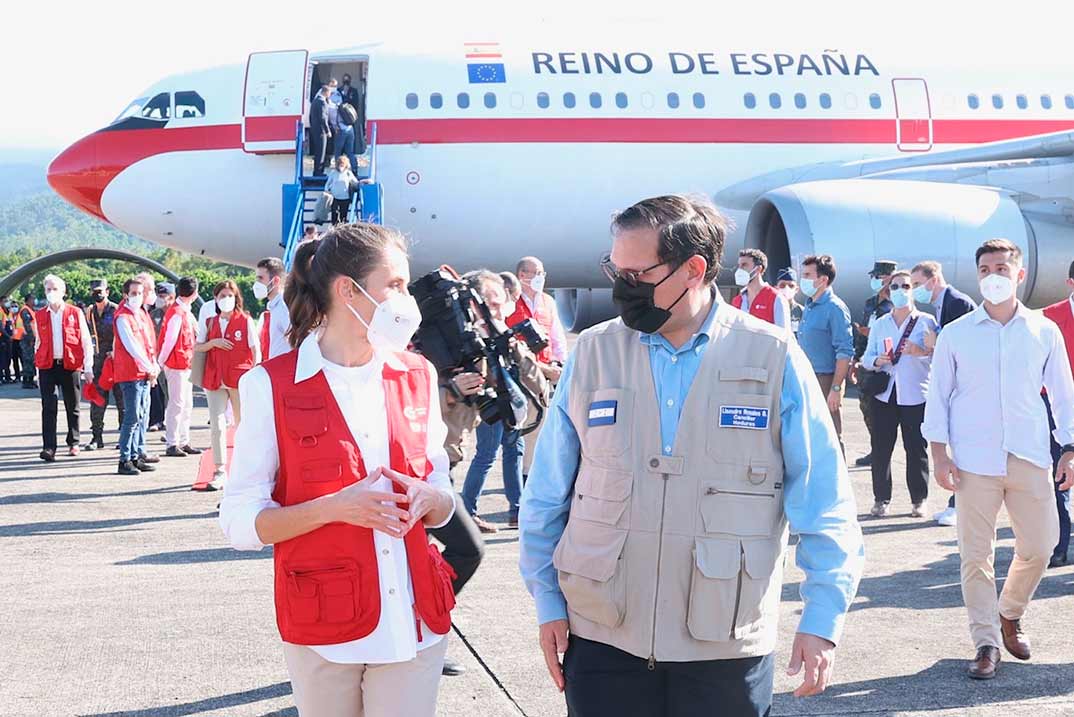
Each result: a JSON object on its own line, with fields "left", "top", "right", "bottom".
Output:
{"left": 218, "top": 331, "right": 455, "bottom": 664}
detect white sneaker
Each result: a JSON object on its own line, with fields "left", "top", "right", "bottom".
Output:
{"left": 935, "top": 506, "right": 957, "bottom": 526}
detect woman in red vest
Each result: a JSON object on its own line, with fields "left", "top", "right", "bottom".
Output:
{"left": 219, "top": 224, "right": 457, "bottom": 717}
{"left": 194, "top": 280, "right": 260, "bottom": 489}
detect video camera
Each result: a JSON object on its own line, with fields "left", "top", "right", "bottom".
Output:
{"left": 408, "top": 267, "right": 547, "bottom": 433}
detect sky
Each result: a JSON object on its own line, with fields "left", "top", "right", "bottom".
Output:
{"left": 0, "top": 0, "right": 1068, "bottom": 153}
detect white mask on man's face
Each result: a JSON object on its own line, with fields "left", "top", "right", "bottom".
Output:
{"left": 126, "top": 294, "right": 144, "bottom": 311}
{"left": 979, "top": 273, "right": 1015, "bottom": 305}
{"left": 529, "top": 274, "right": 546, "bottom": 293}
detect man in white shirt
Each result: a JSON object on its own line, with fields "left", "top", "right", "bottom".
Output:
{"left": 922, "top": 238, "right": 1074, "bottom": 680}
{"left": 254, "top": 257, "right": 292, "bottom": 359}
{"left": 33, "top": 275, "right": 93, "bottom": 461}
{"left": 157, "top": 277, "right": 202, "bottom": 458}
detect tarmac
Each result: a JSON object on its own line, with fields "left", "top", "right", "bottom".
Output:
{"left": 1, "top": 380, "right": 1073, "bottom": 717}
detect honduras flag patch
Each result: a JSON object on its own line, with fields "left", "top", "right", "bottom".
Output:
{"left": 588, "top": 400, "right": 618, "bottom": 427}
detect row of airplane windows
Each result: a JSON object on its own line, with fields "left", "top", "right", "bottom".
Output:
{"left": 404, "top": 90, "right": 1074, "bottom": 113}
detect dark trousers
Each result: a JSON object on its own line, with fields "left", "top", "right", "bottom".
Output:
{"left": 563, "top": 636, "right": 773, "bottom": 717}
{"left": 311, "top": 132, "right": 328, "bottom": 175}
{"left": 89, "top": 353, "right": 124, "bottom": 439}
{"left": 19, "top": 338, "right": 35, "bottom": 384}
{"left": 859, "top": 389, "right": 876, "bottom": 444}
{"left": 870, "top": 387, "right": 929, "bottom": 504}
{"left": 0, "top": 338, "right": 10, "bottom": 380}
{"left": 11, "top": 342, "right": 20, "bottom": 381}
{"left": 1045, "top": 394, "right": 1072, "bottom": 559}
{"left": 427, "top": 492, "right": 485, "bottom": 595}
{"left": 149, "top": 376, "right": 167, "bottom": 427}
{"left": 331, "top": 195, "right": 351, "bottom": 224}
{"left": 40, "top": 361, "right": 80, "bottom": 450}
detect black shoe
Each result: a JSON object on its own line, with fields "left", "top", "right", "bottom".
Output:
{"left": 22, "top": 383, "right": 37, "bottom": 390}
{"left": 165, "top": 446, "right": 187, "bottom": 458}
{"left": 1049, "top": 553, "right": 1069, "bottom": 569}
{"left": 442, "top": 658, "right": 467, "bottom": 676}
{"left": 39, "top": 449, "right": 55, "bottom": 463}
{"left": 118, "top": 460, "right": 140, "bottom": 475}
{"left": 83, "top": 441, "right": 97, "bottom": 452}
{"left": 180, "top": 444, "right": 203, "bottom": 455}
{"left": 854, "top": 453, "right": 873, "bottom": 467}
{"left": 134, "top": 458, "right": 156, "bottom": 472}
{"left": 138, "top": 453, "right": 161, "bottom": 464}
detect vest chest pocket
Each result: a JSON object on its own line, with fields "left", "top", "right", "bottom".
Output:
{"left": 553, "top": 520, "right": 629, "bottom": 628}
{"left": 699, "top": 477, "right": 782, "bottom": 537}
{"left": 285, "top": 560, "right": 361, "bottom": 626}
{"left": 298, "top": 459, "right": 344, "bottom": 499}
{"left": 578, "top": 388, "right": 633, "bottom": 462}
{"left": 572, "top": 465, "right": 632, "bottom": 526}
{"left": 687, "top": 538, "right": 783, "bottom": 642}
{"left": 283, "top": 395, "right": 329, "bottom": 448}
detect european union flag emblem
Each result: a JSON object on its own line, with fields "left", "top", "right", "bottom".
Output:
{"left": 468, "top": 63, "right": 506, "bottom": 83}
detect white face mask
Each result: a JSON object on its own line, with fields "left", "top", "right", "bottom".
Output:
{"left": 126, "top": 294, "right": 144, "bottom": 311}
{"left": 154, "top": 296, "right": 167, "bottom": 309}
{"left": 348, "top": 279, "right": 422, "bottom": 353}
{"left": 252, "top": 281, "right": 269, "bottom": 300}
{"left": 45, "top": 290, "right": 64, "bottom": 306}
{"left": 217, "top": 296, "right": 236, "bottom": 313}
{"left": 529, "top": 274, "right": 546, "bottom": 293}
{"left": 734, "top": 268, "right": 754, "bottom": 287}
{"left": 779, "top": 286, "right": 797, "bottom": 302}
{"left": 980, "top": 273, "right": 1015, "bottom": 305}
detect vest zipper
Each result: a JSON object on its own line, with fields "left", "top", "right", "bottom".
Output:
{"left": 729, "top": 544, "right": 745, "bottom": 640}
{"left": 647, "top": 473, "right": 671, "bottom": 671}
{"left": 705, "top": 487, "right": 775, "bottom": 498}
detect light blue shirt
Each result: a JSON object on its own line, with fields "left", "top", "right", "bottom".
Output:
{"left": 798, "top": 288, "right": 855, "bottom": 374}
{"left": 519, "top": 296, "right": 864, "bottom": 644}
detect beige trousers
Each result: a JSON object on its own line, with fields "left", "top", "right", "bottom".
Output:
{"left": 957, "top": 454, "right": 1059, "bottom": 649}
{"left": 206, "top": 386, "right": 240, "bottom": 469}
{"left": 282, "top": 639, "right": 448, "bottom": 717}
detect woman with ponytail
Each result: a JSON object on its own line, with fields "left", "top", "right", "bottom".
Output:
{"left": 219, "top": 224, "right": 457, "bottom": 717}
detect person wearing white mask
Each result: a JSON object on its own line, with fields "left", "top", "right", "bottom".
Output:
{"left": 194, "top": 280, "right": 260, "bottom": 489}
{"left": 730, "top": 248, "right": 791, "bottom": 332}
{"left": 253, "top": 257, "right": 292, "bottom": 360}
{"left": 157, "top": 277, "right": 202, "bottom": 459}
{"left": 33, "top": 275, "right": 93, "bottom": 462}
{"left": 113, "top": 278, "right": 160, "bottom": 475}
{"left": 219, "top": 224, "right": 457, "bottom": 717}
{"left": 860, "top": 270, "right": 937, "bottom": 518}
{"left": 775, "top": 267, "right": 804, "bottom": 337}
{"left": 922, "top": 238, "right": 1074, "bottom": 680}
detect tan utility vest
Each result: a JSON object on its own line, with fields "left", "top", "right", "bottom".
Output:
{"left": 553, "top": 304, "right": 790, "bottom": 663}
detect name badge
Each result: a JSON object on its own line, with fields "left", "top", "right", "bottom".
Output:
{"left": 719, "top": 405, "right": 769, "bottom": 430}
{"left": 588, "top": 400, "right": 617, "bottom": 427}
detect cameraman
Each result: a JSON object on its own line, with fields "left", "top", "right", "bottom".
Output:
{"left": 449, "top": 271, "right": 549, "bottom": 532}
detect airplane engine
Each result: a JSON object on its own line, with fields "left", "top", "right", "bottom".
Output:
{"left": 555, "top": 287, "right": 618, "bottom": 334}
{"left": 744, "top": 178, "right": 1074, "bottom": 311}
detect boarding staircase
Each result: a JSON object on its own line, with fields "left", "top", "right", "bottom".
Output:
{"left": 280, "top": 121, "right": 383, "bottom": 270}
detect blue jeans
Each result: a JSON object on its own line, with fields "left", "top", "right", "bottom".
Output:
{"left": 118, "top": 379, "right": 150, "bottom": 461}
{"left": 333, "top": 124, "right": 357, "bottom": 178}
{"left": 461, "top": 420, "right": 523, "bottom": 517}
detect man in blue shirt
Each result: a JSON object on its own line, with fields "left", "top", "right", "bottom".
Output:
{"left": 519, "top": 195, "right": 863, "bottom": 717}
{"left": 798, "top": 255, "right": 855, "bottom": 454}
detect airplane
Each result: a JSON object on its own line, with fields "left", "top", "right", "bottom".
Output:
{"left": 46, "top": 34, "right": 1074, "bottom": 330}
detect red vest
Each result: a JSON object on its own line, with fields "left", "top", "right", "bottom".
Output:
{"left": 203, "top": 312, "right": 255, "bottom": 390}
{"left": 731, "top": 284, "right": 779, "bottom": 325}
{"left": 112, "top": 302, "right": 157, "bottom": 382}
{"left": 158, "top": 303, "right": 196, "bottom": 371}
{"left": 259, "top": 310, "right": 272, "bottom": 361}
{"left": 506, "top": 292, "right": 554, "bottom": 363}
{"left": 1043, "top": 299, "right": 1074, "bottom": 381}
{"left": 263, "top": 349, "right": 456, "bottom": 645}
{"left": 34, "top": 304, "right": 85, "bottom": 370}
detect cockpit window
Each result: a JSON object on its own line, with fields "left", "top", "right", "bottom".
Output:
{"left": 174, "top": 91, "right": 205, "bottom": 118}
{"left": 141, "top": 92, "right": 171, "bottom": 120}
{"left": 111, "top": 97, "right": 150, "bottom": 124}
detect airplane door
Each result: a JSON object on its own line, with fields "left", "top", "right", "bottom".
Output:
{"left": 892, "top": 78, "right": 932, "bottom": 152}
{"left": 243, "top": 49, "right": 309, "bottom": 154}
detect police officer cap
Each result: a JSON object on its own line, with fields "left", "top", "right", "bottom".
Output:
{"left": 89, "top": 279, "right": 107, "bottom": 289}
{"left": 868, "top": 260, "right": 898, "bottom": 277}
{"left": 775, "top": 267, "right": 797, "bottom": 282}
{"left": 156, "top": 282, "right": 176, "bottom": 296}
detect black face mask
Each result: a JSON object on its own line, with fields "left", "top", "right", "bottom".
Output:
{"left": 91, "top": 290, "right": 106, "bottom": 302}
{"left": 612, "top": 263, "right": 688, "bottom": 334}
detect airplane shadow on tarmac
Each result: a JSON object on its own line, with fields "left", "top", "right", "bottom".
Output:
{"left": 79, "top": 681, "right": 293, "bottom": 717}
{"left": 774, "top": 659, "right": 1074, "bottom": 714}
{"left": 0, "top": 483, "right": 189, "bottom": 505}
{"left": 0, "top": 512, "right": 218, "bottom": 538}
{"left": 115, "top": 546, "right": 273, "bottom": 565}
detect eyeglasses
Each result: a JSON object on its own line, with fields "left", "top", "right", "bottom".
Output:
{"left": 890, "top": 282, "right": 912, "bottom": 290}
{"left": 600, "top": 254, "right": 675, "bottom": 287}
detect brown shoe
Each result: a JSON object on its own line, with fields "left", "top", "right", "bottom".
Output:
{"left": 471, "top": 515, "right": 499, "bottom": 534}
{"left": 968, "top": 646, "right": 1001, "bottom": 680}
{"left": 1000, "top": 616, "right": 1031, "bottom": 660}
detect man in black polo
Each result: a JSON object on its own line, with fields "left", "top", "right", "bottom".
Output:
{"left": 84, "top": 279, "right": 124, "bottom": 451}
{"left": 852, "top": 260, "right": 896, "bottom": 468}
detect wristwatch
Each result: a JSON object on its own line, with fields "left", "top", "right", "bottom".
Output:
{"left": 1060, "top": 444, "right": 1074, "bottom": 455}
{"left": 830, "top": 384, "right": 844, "bottom": 393}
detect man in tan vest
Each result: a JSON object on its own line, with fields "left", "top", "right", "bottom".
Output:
{"left": 519, "top": 195, "right": 864, "bottom": 716}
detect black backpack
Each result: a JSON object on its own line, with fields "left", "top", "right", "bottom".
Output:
{"left": 339, "top": 103, "right": 358, "bottom": 127}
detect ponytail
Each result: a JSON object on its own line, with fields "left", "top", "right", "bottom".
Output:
{"left": 283, "top": 224, "right": 408, "bottom": 348}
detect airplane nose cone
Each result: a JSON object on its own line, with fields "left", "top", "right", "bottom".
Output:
{"left": 47, "top": 133, "right": 109, "bottom": 222}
